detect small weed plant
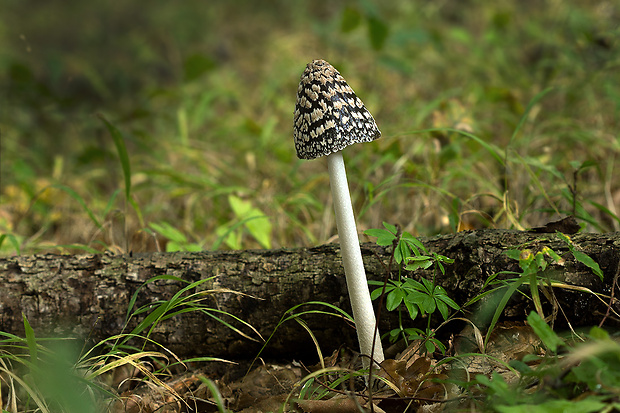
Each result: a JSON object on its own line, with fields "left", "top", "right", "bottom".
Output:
{"left": 0, "top": 274, "right": 256, "bottom": 412}
{"left": 365, "top": 222, "right": 459, "bottom": 354}
{"left": 472, "top": 231, "right": 605, "bottom": 346}
{"left": 462, "top": 312, "right": 620, "bottom": 412}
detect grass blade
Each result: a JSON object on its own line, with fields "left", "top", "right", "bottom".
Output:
{"left": 97, "top": 113, "right": 132, "bottom": 200}
{"left": 23, "top": 313, "right": 38, "bottom": 367}
{"left": 51, "top": 184, "right": 102, "bottom": 229}
{"left": 509, "top": 87, "right": 554, "bottom": 146}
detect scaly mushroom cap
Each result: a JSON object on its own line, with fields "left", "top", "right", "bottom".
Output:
{"left": 293, "top": 59, "right": 381, "bottom": 160}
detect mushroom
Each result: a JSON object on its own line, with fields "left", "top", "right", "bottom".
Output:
{"left": 293, "top": 59, "right": 384, "bottom": 367}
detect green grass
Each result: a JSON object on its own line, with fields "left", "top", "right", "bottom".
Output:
{"left": 0, "top": 276, "right": 251, "bottom": 412}
{"left": 1, "top": 0, "right": 618, "bottom": 255}
{"left": 1, "top": 2, "right": 619, "bottom": 408}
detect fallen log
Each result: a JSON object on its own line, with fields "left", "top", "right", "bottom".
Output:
{"left": 0, "top": 229, "right": 618, "bottom": 360}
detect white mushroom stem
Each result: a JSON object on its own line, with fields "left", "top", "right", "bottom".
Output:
{"left": 327, "top": 151, "right": 385, "bottom": 368}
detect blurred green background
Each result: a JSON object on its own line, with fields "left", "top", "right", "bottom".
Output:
{"left": 1, "top": 0, "right": 619, "bottom": 255}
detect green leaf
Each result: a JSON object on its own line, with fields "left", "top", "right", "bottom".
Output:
{"left": 437, "top": 292, "right": 460, "bottom": 310}
{"left": 405, "top": 256, "right": 433, "bottom": 271}
{"left": 572, "top": 250, "right": 604, "bottom": 281}
{"left": 0, "top": 233, "right": 21, "bottom": 255}
{"left": 527, "top": 311, "right": 563, "bottom": 352}
{"left": 404, "top": 289, "right": 427, "bottom": 304}
{"left": 588, "top": 200, "right": 620, "bottom": 226}
{"left": 446, "top": 128, "right": 505, "bottom": 166}
{"left": 570, "top": 159, "right": 597, "bottom": 173}
{"left": 504, "top": 249, "right": 522, "bottom": 260}
{"left": 534, "top": 251, "right": 547, "bottom": 271}
{"left": 518, "top": 250, "right": 535, "bottom": 272}
{"left": 477, "top": 372, "right": 518, "bottom": 405}
{"left": 23, "top": 313, "right": 38, "bottom": 366}
{"left": 402, "top": 233, "right": 426, "bottom": 254}
{"left": 370, "top": 287, "right": 383, "bottom": 300}
{"left": 364, "top": 228, "right": 390, "bottom": 238}
{"left": 556, "top": 231, "right": 572, "bottom": 246}
{"left": 245, "top": 214, "right": 272, "bottom": 249}
{"left": 588, "top": 326, "right": 610, "bottom": 340}
{"left": 436, "top": 299, "right": 449, "bottom": 320}
{"left": 386, "top": 289, "right": 405, "bottom": 311}
{"left": 420, "top": 277, "right": 435, "bottom": 293}
{"left": 395, "top": 242, "right": 406, "bottom": 263}
{"left": 542, "top": 246, "right": 563, "bottom": 263}
{"left": 149, "top": 222, "right": 188, "bottom": 244}
{"left": 508, "top": 359, "right": 532, "bottom": 375}
{"left": 569, "top": 347, "right": 620, "bottom": 393}
{"left": 229, "top": 194, "right": 251, "bottom": 216}
{"left": 432, "top": 337, "right": 447, "bottom": 355}
{"left": 404, "top": 300, "right": 419, "bottom": 320}
{"left": 434, "top": 253, "right": 454, "bottom": 264}
{"left": 402, "top": 278, "right": 425, "bottom": 292}
{"left": 448, "top": 27, "right": 472, "bottom": 44}
{"left": 228, "top": 195, "right": 272, "bottom": 248}
{"left": 364, "top": 228, "right": 395, "bottom": 246}
{"left": 388, "top": 328, "right": 401, "bottom": 342}
{"left": 148, "top": 222, "right": 203, "bottom": 252}
{"left": 198, "top": 377, "right": 226, "bottom": 413}
{"left": 485, "top": 277, "right": 527, "bottom": 348}
{"left": 382, "top": 221, "right": 398, "bottom": 234}
{"left": 368, "top": 279, "right": 389, "bottom": 286}
{"left": 424, "top": 296, "right": 437, "bottom": 313}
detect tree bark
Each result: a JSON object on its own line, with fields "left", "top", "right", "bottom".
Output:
{"left": 1, "top": 229, "right": 618, "bottom": 360}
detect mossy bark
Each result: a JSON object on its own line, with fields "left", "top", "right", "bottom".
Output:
{"left": 0, "top": 230, "right": 618, "bottom": 360}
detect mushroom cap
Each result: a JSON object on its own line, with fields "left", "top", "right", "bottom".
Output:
{"left": 293, "top": 59, "right": 381, "bottom": 160}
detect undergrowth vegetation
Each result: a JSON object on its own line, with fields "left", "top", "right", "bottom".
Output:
{"left": 1, "top": 0, "right": 620, "bottom": 411}
{"left": 2, "top": 0, "right": 619, "bottom": 254}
